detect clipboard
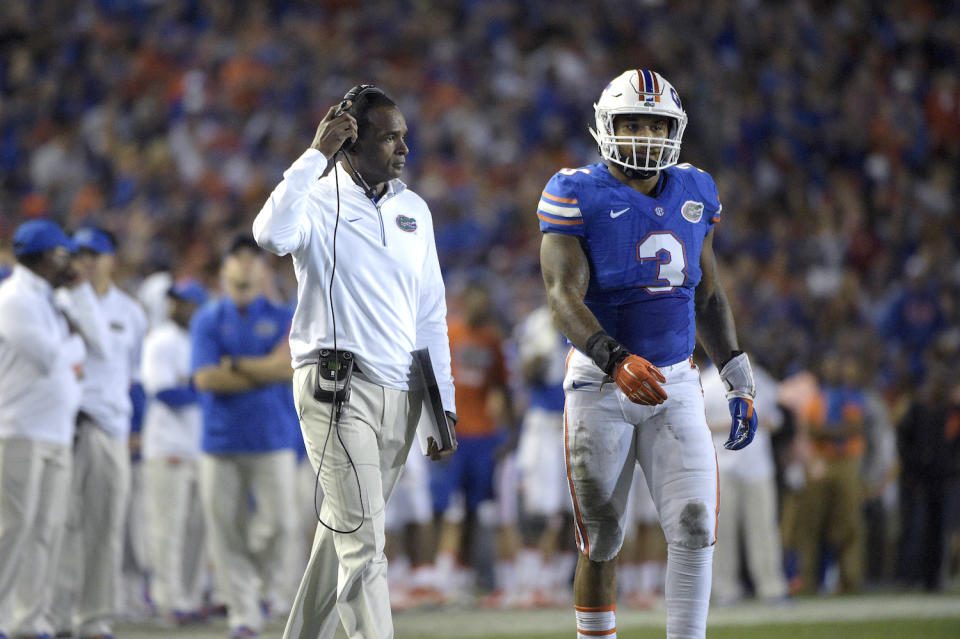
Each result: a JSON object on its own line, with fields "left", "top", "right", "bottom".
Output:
{"left": 413, "top": 348, "right": 456, "bottom": 455}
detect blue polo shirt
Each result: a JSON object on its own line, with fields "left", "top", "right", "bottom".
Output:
{"left": 190, "top": 296, "right": 301, "bottom": 454}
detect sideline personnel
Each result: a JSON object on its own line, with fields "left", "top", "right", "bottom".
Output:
{"left": 141, "top": 281, "right": 208, "bottom": 622}
{"left": 253, "top": 84, "right": 457, "bottom": 639}
{"left": 52, "top": 226, "right": 148, "bottom": 639}
{"left": 0, "top": 220, "right": 84, "bottom": 639}
{"left": 190, "top": 237, "right": 302, "bottom": 639}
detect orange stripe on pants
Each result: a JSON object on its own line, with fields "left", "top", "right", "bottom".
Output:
{"left": 564, "top": 347, "right": 590, "bottom": 558}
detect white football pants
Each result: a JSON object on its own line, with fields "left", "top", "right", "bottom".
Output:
{"left": 564, "top": 351, "right": 717, "bottom": 639}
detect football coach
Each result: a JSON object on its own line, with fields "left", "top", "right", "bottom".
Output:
{"left": 253, "top": 84, "right": 457, "bottom": 639}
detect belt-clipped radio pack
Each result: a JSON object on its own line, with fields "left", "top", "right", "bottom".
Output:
{"left": 314, "top": 349, "right": 355, "bottom": 403}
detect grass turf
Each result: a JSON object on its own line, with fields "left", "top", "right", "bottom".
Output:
{"left": 481, "top": 618, "right": 960, "bottom": 639}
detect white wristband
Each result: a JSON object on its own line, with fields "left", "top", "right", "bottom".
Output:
{"left": 719, "top": 352, "right": 756, "bottom": 400}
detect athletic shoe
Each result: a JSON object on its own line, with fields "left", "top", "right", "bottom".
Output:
{"left": 167, "top": 609, "right": 207, "bottom": 626}
{"left": 205, "top": 603, "right": 229, "bottom": 618}
{"left": 228, "top": 627, "right": 259, "bottom": 639}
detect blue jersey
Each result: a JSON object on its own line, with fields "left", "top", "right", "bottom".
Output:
{"left": 190, "top": 296, "right": 302, "bottom": 454}
{"left": 538, "top": 162, "right": 722, "bottom": 367}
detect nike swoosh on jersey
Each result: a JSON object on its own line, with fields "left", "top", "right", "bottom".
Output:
{"left": 609, "top": 207, "right": 630, "bottom": 218}
{"left": 346, "top": 217, "right": 362, "bottom": 223}
{"left": 570, "top": 380, "right": 594, "bottom": 390}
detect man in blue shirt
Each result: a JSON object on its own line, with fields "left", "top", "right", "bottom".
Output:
{"left": 191, "top": 236, "right": 303, "bottom": 639}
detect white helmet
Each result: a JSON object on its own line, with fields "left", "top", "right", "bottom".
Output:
{"left": 589, "top": 69, "right": 688, "bottom": 176}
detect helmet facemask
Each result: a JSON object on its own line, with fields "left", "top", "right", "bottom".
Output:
{"left": 589, "top": 70, "right": 688, "bottom": 178}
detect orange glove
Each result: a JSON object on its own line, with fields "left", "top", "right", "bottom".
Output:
{"left": 613, "top": 355, "right": 667, "bottom": 405}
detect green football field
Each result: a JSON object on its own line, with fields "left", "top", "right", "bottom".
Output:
{"left": 496, "top": 619, "right": 960, "bottom": 639}
{"left": 113, "top": 593, "right": 960, "bottom": 638}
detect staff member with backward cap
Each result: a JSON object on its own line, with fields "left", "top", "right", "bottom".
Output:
{"left": 253, "top": 84, "right": 457, "bottom": 639}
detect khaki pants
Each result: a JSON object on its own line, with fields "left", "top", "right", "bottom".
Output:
{"left": 0, "top": 437, "right": 71, "bottom": 636}
{"left": 200, "top": 449, "right": 299, "bottom": 632}
{"left": 712, "top": 473, "right": 787, "bottom": 602}
{"left": 284, "top": 365, "right": 422, "bottom": 639}
{"left": 143, "top": 457, "right": 206, "bottom": 613}
{"left": 795, "top": 456, "right": 864, "bottom": 593}
{"left": 52, "top": 419, "right": 131, "bottom": 636}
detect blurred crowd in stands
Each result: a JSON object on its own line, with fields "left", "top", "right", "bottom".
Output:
{"left": 0, "top": 0, "right": 958, "bottom": 622}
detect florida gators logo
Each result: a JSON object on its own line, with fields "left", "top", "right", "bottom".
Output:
{"left": 681, "top": 201, "right": 704, "bottom": 223}
{"left": 396, "top": 215, "right": 417, "bottom": 232}
{"left": 255, "top": 320, "right": 278, "bottom": 337}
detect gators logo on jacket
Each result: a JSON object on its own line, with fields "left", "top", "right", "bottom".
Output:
{"left": 396, "top": 215, "right": 417, "bottom": 232}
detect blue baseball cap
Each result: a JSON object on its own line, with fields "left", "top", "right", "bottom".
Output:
{"left": 168, "top": 280, "right": 207, "bottom": 306}
{"left": 73, "top": 227, "right": 116, "bottom": 255}
{"left": 13, "top": 219, "right": 76, "bottom": 257}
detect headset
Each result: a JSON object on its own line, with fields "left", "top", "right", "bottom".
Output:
{"left": 332, "top": 84, "right": 387, "bottom": 200}
{"left": 312, "top": 84, "right": 389, "bottom": 534}
{"left": 334, "top": 84, "right": 385, "bottom": 149}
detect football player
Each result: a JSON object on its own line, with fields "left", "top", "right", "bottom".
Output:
{"left": 538, "top": 70, "right": 759, "bottom": 639}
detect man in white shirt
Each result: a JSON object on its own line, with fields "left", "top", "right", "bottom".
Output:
{"left": 703, "top": 359, "right": 788, "bottom": 604}
{"left": 514, "top": 305, "right": 576, "bottom": 605}
{"left": 51, "top": 226, "right": 147, "bottom": 639}
{"left": 253, "top": 84, "right": 457, "bottom": 639}
{"left": 0, "top": 220, "right": 85, "bottom": 639}
{"left": 140, "top": 281, "right": 208, "bottom": 624}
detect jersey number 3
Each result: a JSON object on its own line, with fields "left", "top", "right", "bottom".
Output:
{"left": 636, "top": 232, "right": 687, "bottom": 293}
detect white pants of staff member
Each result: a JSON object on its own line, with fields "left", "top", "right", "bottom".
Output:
{"left": 284, "top": 365, "right": 422, "bottom": 639}
{"left": 120, "top": 459, "right": 151, "bottom": 620}
{"left": 199, "top": 449, "right": 299, "bottom": 633}
{"left": 711, "top": 472, "right": 787, "bottom": 603}
{"left": 143, "top": 457, "right": 207, "bottom": 615}
{"left": 0, "top": 437, "right": 71, "bottom": 637}
{"left": 52, "top": 418, "right": 131, "bottom": 637}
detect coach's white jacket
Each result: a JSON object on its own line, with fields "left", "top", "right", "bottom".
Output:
{"left": 253, "top": 149, "right": 455, "bottom": 414}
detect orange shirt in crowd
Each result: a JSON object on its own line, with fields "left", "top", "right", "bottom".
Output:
{"left": 447, "top": 318, "right": 508, "bottom": 438}
{"left": 804, "top": 392, "right": 866, "bottom": 460}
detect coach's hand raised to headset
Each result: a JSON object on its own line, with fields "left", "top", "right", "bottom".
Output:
{"left": 311, "top": 101, "right": 359, "bottom": 159}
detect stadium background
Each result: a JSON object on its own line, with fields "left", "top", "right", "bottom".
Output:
{"left": 0, "top": 0, "right": 958, "bottom": 637}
